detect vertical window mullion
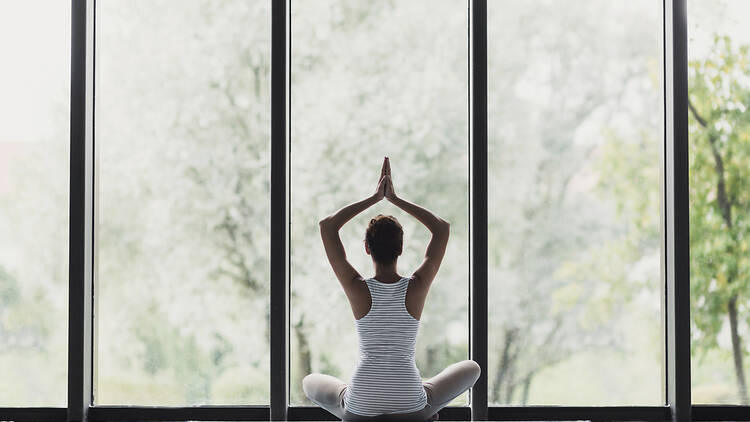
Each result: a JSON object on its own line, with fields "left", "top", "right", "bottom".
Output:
{"left": 664, "top": 0, "right": 691, "bottom": 420}
{"left": 68, "top": 0, "right": 95, "bottom": 421}
{"left": 470, "top": 0, "right": 488, "bottom": 420}
{"left": 270, "top": 0, "right": 289, "bottom": 420}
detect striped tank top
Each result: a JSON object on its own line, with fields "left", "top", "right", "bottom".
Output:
{"left": 343, "top": 276, "right": 428, "bottom": 417}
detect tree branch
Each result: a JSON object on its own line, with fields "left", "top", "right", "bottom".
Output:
{"left": 688, "top": 96, "right": 708, "bottom": 128}
{"left": 688, "top": 97, "right": 733, "bottom": 227}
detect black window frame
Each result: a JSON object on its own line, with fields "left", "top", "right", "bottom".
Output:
{"left": 2, "top": 0, "right": 746, "bottom": 420}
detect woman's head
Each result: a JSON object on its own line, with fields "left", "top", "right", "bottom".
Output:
{"left": 364, "top": 214, "right": 403, "bottom": 265}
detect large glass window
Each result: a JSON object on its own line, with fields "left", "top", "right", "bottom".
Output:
{"left": 290, "top": 0, "right": 470, "bottom": 406}
{"left": 688, "top": 0, "right": 750, "bottom": 405}
{"left": 10, "top": 1, "right": 748, "bottom": 417}
{"left": 0, "top": 1, "right": 70, "bottom": 406}
{"left": 487, "top": 1, "right": 664, "bottom": 405}
{"left": 94, "top": 0, "right": 271, "bottom": 404}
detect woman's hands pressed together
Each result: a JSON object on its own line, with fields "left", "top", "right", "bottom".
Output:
{"left": 384, "top": 158, "right": 397, "bottom": 202}
{"left": 375, "top": 156, "right": 397, "bottom": 202}
{"left": 375, "top": 171, "right": 387, "bottom": 201}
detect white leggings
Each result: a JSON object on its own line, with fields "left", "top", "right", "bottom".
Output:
{"left": 302, "top": 360, "right": 481, "bottom": 421}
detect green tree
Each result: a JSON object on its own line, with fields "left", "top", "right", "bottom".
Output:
{"left": 688, "top": 35, "right": 750, "bottom": 404}
{"left": 598, "top": 33, "right": 750, "bottom": 405}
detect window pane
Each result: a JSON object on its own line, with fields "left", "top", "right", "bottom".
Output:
{"left": 688, "top": 0, "right": 750, "bottom": 405}
{"left": 0, "top": 1, "right": 69, "bottom": 406}
{"left": 95, "top": 1, "right": 270, "bottom": 404}
{"left": 290, "top": 0, "right": 469, "bottom": 407}
{"left": 487, "top": 1, "right": 664, "bottom": 405}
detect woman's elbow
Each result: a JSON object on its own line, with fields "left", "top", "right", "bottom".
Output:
{"left": 319, "top": 217, "right": 337, "bottom": 232}
{"left": 437, "top": 220, "right": 450, "bottom": 235}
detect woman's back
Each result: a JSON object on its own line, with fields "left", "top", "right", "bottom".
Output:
{"left": 342, "top": 276, "right": 428, "bottom": 417}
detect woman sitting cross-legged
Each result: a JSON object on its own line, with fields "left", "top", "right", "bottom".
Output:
{"left": 304, "top": 156, "right": 480, "bottom": 421}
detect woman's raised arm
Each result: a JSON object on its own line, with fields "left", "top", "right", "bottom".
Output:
{"left": 317, "top": 160, "right": 388, "bottom": 288}
{"left": 319, "top": 159, "right": 388, "bottom": 229}
{"left": 383, "top": 162, "right": 449, "bottom": 286}
{"left": 383, "top": 157, "right": 449, "bottom": 233}
{"left": 388, "top": 195, "right": 450, "bottom": 234}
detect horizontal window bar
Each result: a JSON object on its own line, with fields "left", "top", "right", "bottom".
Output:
{"left": 83, "top": 405, "right": 678, "bottom": 421}
{"left": 0, "top": 408, "right": 66, "bottom": 422}
{"left": 86, "top": 406, "right": 471, "bottom": 421}
{"left": 488, "top": 406, "right": 670, "bottom": 421}
{"left": 8, "top": 404, "right": 750, "bottom": 421}
{"left": 692, "top": 405, "right": 750, "bottom": 421}
{"left": 87, "top": 406, "right": 269, "bottom": 421}
{"left": 288, "top": 406, "right": 470, "bottom": 421}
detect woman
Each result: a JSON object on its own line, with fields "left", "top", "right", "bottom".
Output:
{"left": 303, "top": 156, "right": 480, "bottom": 421}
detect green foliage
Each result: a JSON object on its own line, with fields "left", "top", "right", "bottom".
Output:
{"left": 597, "top": 32, "right": 750, "bottom": 402}
{"left": 688, "top": 35, "right": 750, "bottom": 356}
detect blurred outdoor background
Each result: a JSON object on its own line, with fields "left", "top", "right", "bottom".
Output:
{"left": 0, "top": 0, "right": 748, "bottom": 408}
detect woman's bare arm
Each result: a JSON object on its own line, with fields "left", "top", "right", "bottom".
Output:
{"left": 383, "top": 157, "right": 450, "bottom": 232}
{"left": 318, "top": 193, "right": 379, "bottom": 287}
{"left": 318, "top": 164, "right": 388, "bottom": 288}
{"left": 384, "top": 173, "right": 449, "bottom": 286}
{"left": 320, "top": 192, "right": 380, "bottom": 231}
{"left": 389, "top": 196, "right": 450, "bottom": 234}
